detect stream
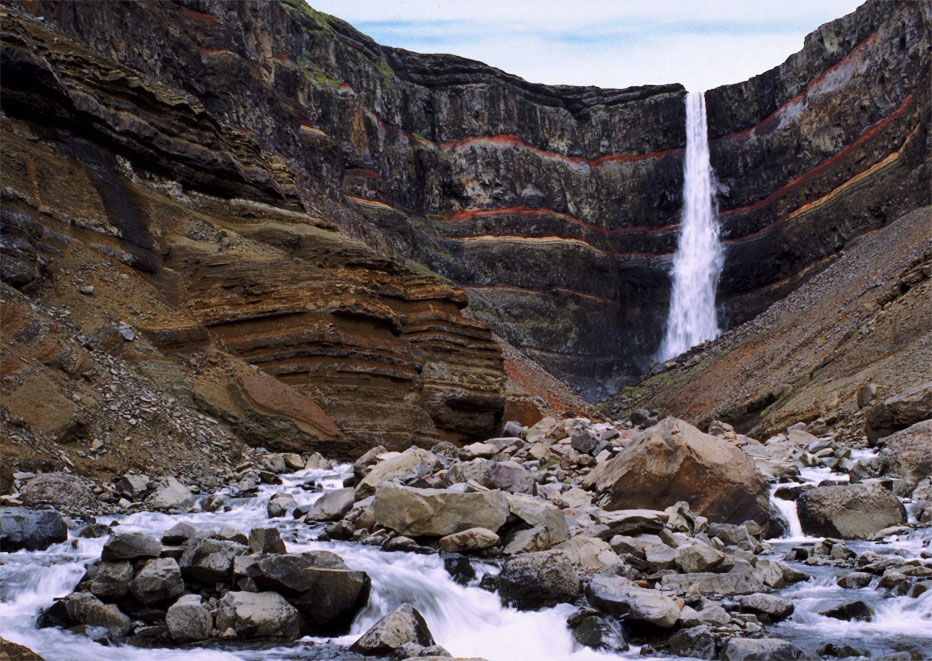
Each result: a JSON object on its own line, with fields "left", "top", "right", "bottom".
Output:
{"left": 2, "top": 461, "right": 930, "bottom": 660}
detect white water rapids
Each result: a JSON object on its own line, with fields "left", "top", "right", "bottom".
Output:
{"left": 659, "top": 90, "right": 724, "bottom": 361}
{"left": 0, "top": 468, "right": 627, "bottom": 661}
{"left": 1, "top": 460, "right": 929, "bottom": 659}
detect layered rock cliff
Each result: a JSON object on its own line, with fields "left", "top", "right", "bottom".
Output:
{"left": 0, "top": 4, "right": 512, "bottom": 476}
{"left": 2, "top": 0, "right": 929, "bottom": 410}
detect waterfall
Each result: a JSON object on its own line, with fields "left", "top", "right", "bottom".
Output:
{"left": 659, "top": 90, "right": 724, "bottom": 362}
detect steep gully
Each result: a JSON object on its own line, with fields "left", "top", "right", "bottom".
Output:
{"left": 5, "top": 0, "right": 928, "bottom": 401}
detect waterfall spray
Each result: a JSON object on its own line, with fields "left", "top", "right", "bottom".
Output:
{"left": 659, "top": 90, "right": 724, "bottom": 361}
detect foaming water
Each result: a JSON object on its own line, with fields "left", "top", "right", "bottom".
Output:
{"left": 4, "top": 458, "right": 928, "bottom": 660}
{"left": 659, "top": 90, "right": 724, "bottom": 361}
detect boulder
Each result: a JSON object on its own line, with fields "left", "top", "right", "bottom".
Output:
{"left": 438, "top": 528, "right": 500, "bottom": 553}
{"left": 248, "top": 527, "right": 286, "bottom": 554}
{"left": 836, "top": 572, "right": 873, "bottom": 589}
{"left": 373, "top": 484, "right": 509, "bottom": 536}
{"left": 179, "top": 538, "right": 247, "bottom": 583}
{"left": 0, "top": 507, "right": 67, "bottom": 551}
{"left": 820, "top": 600, "right": 874, "bottom": 621}
{"left": 876, "top": 420, "right": 932, "bottom": 486}
{"left": 304, "top": 488, "right": 355, "bottom": 521}
{"left": 89, "top": 561, "right": 134, "bottom": 599}
{"left": 356, "top": 448, "right": 441, "bottom": 498}
{"left": 797, "top": 484, "right": 906, "bottom": 539}
{"left": 585, "top": 575, "right": 680, "bottom": 630}
{"left": 595, "top": 509, "right": 668, "bottom": 536}
{"left": 488, "top": 461, "right": 533, "bottom": 494}
{"left": 665, "top": 625, "right": 723, "bottom": 659}
{"left": 57, "top": 592, "right": 131, "bottom": 638}
{"left": 267, "top": 493, "right": 295, "bottom": 518}
{"left": 114, "top": 474, "right": 149, "bottom": 501}
{"left": 0, "top": 638, "right": 43, "bottom": 660}
{"left": 443, "top": 459, "right": 493, "bottom": 488}
{"left": 247, "top": 552, "right": 371, "bottom": 634}
{"left": 551, "top": 536, "right": 620, "bottom": 572}
{"left": 735, "top": 593, "right": 794, "bottom": 623}
{"left": 499, "top": 551, "right": 580, "bottom": 609}
{"left": 166, "top": 594, "right": 212, "bottom": 641}
{"left": 129, "top": 557, "right": 184, "bottom": 604}
{"left": 19, "top": 473, "right": 96, "bottom": 513}
{"left": 161, "top": 522, "right": 196, "bottom": 546}
{"left": 674, "top": 542, "right": 724, "bottom": 573}
{"left": 866, "top": 381, "right": 932, "bottom": 442}
{"left": 660, "top": 570, "right": 764, "bottom": 596}
{"left": 461, "top": 442, "right": 497, "bottom": 458}
{"left": 720, "top": 638, "right": 814, "bottom": 660}
{"left": 350, "top": 604, "right": 435, "bottom": 656}
{"left": 584, "top": 418, "right": 770, "bottom": 525}
{"left": 505, "top": 493, "right": 569, "bottom": 544}
{"left": 101, "top": 532, "right": 160, "bottom": 561}
{"left": 567, "top": 609, "right": 628, "bottom": 652}
{"left": 145, "top": 477, "right": 194, "bottom": 511}
{"left": 215, "top": 591, "right": 300, "bottom": 639}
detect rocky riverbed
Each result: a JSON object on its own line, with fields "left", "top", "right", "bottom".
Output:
{"left": 2, "top": 408, "right": 929, "bottom": 660}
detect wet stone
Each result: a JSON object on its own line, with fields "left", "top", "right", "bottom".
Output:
{"left": 820, "top": 600, "right": 874, "bottom": 621}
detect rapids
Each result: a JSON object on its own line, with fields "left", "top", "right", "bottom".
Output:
{"left": 1, "top": 459, "right": 929, "bottom": 660}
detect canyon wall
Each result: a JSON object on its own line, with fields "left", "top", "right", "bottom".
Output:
{"left": 0, "top": 5, "right": 508, "bottom": 469}
{"left": 3, "top": 0, "right": 930, "bottom": 403}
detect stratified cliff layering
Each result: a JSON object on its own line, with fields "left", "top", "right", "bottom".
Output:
{"left": 0, "top": 3, "right": 513, "bottom": 474}
{"left": 4, "top": 0, "right": 932, "bottom": 415}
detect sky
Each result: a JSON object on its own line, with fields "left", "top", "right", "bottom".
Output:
{"left": 308, "top": 1, "right": 865, "bottom": 92}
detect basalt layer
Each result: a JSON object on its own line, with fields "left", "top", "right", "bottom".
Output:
{"left": 2, "top": 0, "right": 930, "bottom": 404}
{"left": 0, "top": 6, "right": 511, "bottom": 475}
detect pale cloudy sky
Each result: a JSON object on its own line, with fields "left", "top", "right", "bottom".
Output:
{"left": 308, "top": 1, "right": 864, "bottom": 92}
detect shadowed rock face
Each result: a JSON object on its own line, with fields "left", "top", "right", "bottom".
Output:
{"left": 4, "top": 0, "right": 929, "bottom": 400}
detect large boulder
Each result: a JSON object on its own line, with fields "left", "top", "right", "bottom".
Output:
{"left": 438, "top": 528, "right": 500, "bottom": 553}
{"left": 48, "top": 592, "right": 132, "bottom": 638}
{"left": 585, "top": 576, "right": 680, "bottom": 630}
{"left": 179, "top": 538, "right": 247, "bottom": 583}
{"left": 247, "top": 552, "right": 371, "bottom": 635}
{"left": 720, "top": 637, "right": 813, "bottom": 660}
{"left": 101, "top": 532, "right": 160, "bottom": 561}
{"left": 876, "top": 420, "right": 932, "bottom": 486}
{"left": 584, "top": 418, "right": 770, "bottom": 525}
{"left": 356, "top": 448, "right": 441, "bottom": 498}
{"left": 0, "top": 507, "right": 67, "bottom": 551}
{"left": 0, "top": 638, "right": 43, "bottom": 660}
{"left": 350, "top": 604, "right": 434, "bottom": 656}
{"left": 303, "top": 488, "right": 355, "bottom": 521}
{"left": 89, "top": 561, "right": 134, "bottom": 599}
{"left": 499, "top": 551, "right": 581, "bottom": 610}
{"left": 489, "top": 461, "right": 533, "bottom": 494}
{"left": 165, "top": 594, "right": 212, "bottom": 642}
{"left": 865, "top": 381, "right": 932, "bottom": 443}
{"left": 215, "top": 591, "right": 300, "bottom": 639}
{"left": 735, "top": 593, "right": 794, "bottom": 623}
{"left": 797, "top": 484, "right": 906, "bottom": 539}
{"left": 129, "top": 558, "right": 184, "bottom": 604}
{"left": 373, "top": 484, "right": 509, "bottom": 536}
{"left": 504, "top": 492, "right": 570, "bottom": 546}
{"left": 567, "top": 609, "right": 629, "bottom": 653}
{"left": 144, "top": 477, "right": 194, "bottom": 511}
{"left": 19, "top": 473, "right": 96, "bottom": 513}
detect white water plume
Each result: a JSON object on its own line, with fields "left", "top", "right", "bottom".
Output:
{"left": 659, "top": 90, "right": 724, "bottom": 361}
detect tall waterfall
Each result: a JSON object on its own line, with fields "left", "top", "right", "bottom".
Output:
{"left": 659, "top": 90, "right": 724, "bottom": 361}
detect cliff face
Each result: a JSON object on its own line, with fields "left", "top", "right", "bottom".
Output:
{"left": 3, "top": 0, "right": 929, "bottom": 404}
{"left": 0, "top": 5, "right": 508, "bottom": 470}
